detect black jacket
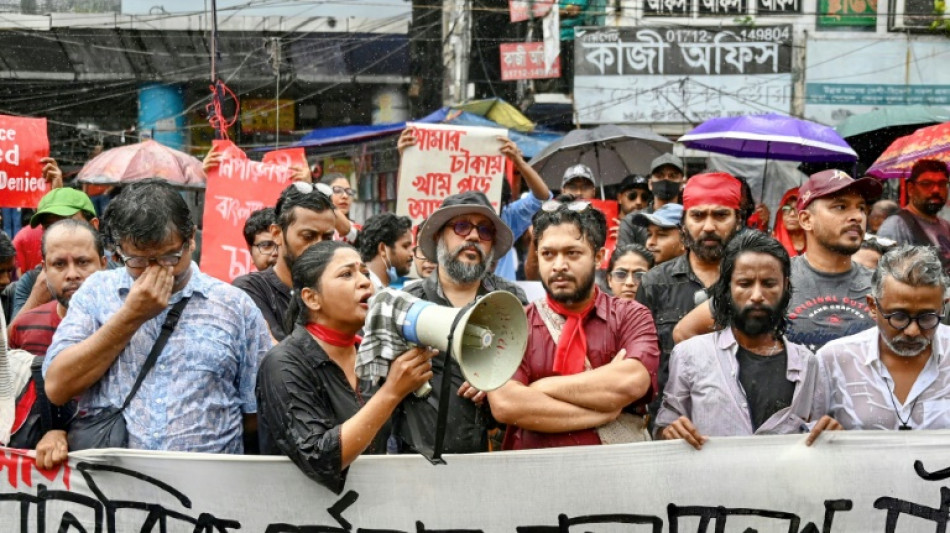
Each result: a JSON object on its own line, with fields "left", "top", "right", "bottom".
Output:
{"left": 397, "top": 271, "right": 527, "bottom": 456}
{"left": 256, "top": 325, "right": 387, "bottom": 494}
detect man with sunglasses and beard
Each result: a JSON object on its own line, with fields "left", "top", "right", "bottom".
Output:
{"left": 636, "top": 172, "right": 743, "bottom": 419}
{"left": 656, "top": 232, "right": 839, "bottom": 449}
{"left": 878, "top": 159, "right": 950, "bottom": 273}
{"left": 815, "top": 246, "right": 950, "bottom": 433}
{"left": 398, "top": 191, "right": 527, "bottom": 455}
{"left": 489, "top": 199, "right": 659, "bottom": 449}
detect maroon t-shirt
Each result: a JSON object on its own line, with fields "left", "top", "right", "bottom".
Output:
{"left": 9, "top": 300, "right": 62, "bottom": 356}
{"left": 503, "top": 291, "right": 660, "bottom": 450}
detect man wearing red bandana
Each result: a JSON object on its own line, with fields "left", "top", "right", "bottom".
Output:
{"left": 636, "top": 172, "right": 744, "bottom": 420}
{"left": 489, "top": 199, "right": 659, "bottom": 449}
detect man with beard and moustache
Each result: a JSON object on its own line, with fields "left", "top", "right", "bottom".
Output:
{"left": 878, "top": 160, "right": 950, "bottom": 273}
{"left": 233, "top": 183, "right": 337, "bottom": 342}
{"left": 636, "top": 172, "right": 743, "bottom": 418}
{"left": 9, "top": 220, "right": 106, "bottom": 356}
{"left": 655, "top": 232, "right": 839, "bottom": 448}
{"left": 814, "top": 246, "right": 950, "bottom": 432}
{"left": 398, "top": 191, "right": 527, "bottom": 455}
{"left": 357, "top": 213, "right": 413, "bottom": 291}
{"left": 489, "top": 199, "right": 659, "bottom": 449}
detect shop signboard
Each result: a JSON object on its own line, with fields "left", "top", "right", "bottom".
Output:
{"left": 574, "top": 26, "right": 793, "bottom": 124}
{"left": 500, "top": 42, "right": 561, "bottom": 80}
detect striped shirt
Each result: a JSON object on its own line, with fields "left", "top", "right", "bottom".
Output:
{"left": 9, "top": 300, "right": 61, "bottom": 356}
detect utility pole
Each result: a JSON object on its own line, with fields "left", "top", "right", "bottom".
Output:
{"left": 442, "top": 0, "right": 471, "bottom": 105}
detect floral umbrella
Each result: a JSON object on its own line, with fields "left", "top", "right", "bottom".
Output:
{"left": 867, "top": 122, "right": 950, "bottom": 179}
{"left": 77, "top": 139, "right": 206, "bottom": 189}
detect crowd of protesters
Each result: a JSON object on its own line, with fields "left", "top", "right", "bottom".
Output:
{"left": 2, "top": 129, "right": 950, "bottom": 495}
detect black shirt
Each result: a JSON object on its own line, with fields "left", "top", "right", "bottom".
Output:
{"left": 256, "top": 325, "right": 387, "bottom": 494}
{"left": 397, "top": 270, "right": 527, "bottom": 456}
{"left": 736, "top": 346, "right": 795, "bottom": 431}
{"left": 233, "top": 267, "right": 291, "bottom": 342}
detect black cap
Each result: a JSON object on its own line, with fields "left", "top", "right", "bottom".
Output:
{"left": 619, "top": 174, "right": 649, "bottom": 193}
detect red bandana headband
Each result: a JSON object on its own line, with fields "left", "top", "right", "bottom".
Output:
{"left": 682, "top": 172, "right": 742, "bottom": 211}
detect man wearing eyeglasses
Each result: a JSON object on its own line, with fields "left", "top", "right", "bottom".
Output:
{"left": 44, "top": 179, "right": 271, "bottom": 453}
{"left": 878, "top": 159, "right": 950, "bottom": 273}
{"left": 814, "top": 246, "right": 950, "bottom": 432}
{"left": 398, "top": 191, "right": 527, "bottom": 456}
{"left": 243, "top": 208, "right": 279, "bottom": 272}
{"left": 233, "top": 184, "right": 337, "bottom": 342}
{"left": 489, "top": 198, "right": 659, "bottom": 449}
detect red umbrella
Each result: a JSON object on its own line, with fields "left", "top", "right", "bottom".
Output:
{"left": 76, "top": 139, "right": 206, "bottom": 189}
{"left": 867, "top": 122, "right": 950, "bottom": 179}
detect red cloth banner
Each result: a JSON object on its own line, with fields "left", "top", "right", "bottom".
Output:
{"left": 508, "top": 0, "right": 555, "bottom": 22}
{"left": 589, "top": 199, "right": 618, "bottom": 270}
{"left": 0, "top": 115, "right": 49, "bottom": 208}
{"left": 499, "top": 43, "right": 562, "bottom": 81}
{"left": 201, "top": 141, "right": 295, "bottom": 282}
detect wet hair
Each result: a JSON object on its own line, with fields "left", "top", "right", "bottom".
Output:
{"left": 105, "top": 178, "right": 195, "bottom": 248}
{"left": 608, "top": 244, "right": 655, "bottom": 272}
{"left": 275, "top": 183, "right": 335, "bottom": 234}
{"left": 42, "top": 219, "right": 104, "bottom": 258}
{"left": 284, "top": 240, "right": 354, "bottom": 332}
{"left": 320, "top": 173, "right": 349, "bottom": 186}
{"left": 909, "top": 159, "right": 949, "bottom": 182}
{"left": 871, "top": 245, "right": 949, "bottom": 301}
{"left": 708, "top": 231, "right": 792, "bottom": 336}
{"left": 0, "top": 232, "right": 14, "bottom": 260}
{"left": 532, "top": 196, "right": 607, "bottom": 253}
{"left": 243, "top": 208, "right": 276, "bottom": 247}
{"left": 735, "top": 176, "right": 756, "bottom": 223}
{"left": 356, "top": 213, "right": 412, "bottom": 263}
{"left": 860, "top": 237, "right": 893, "bottom": 256}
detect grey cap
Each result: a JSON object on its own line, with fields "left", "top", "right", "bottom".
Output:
{"left": 650, "top": 153, "right": 684, "bottom": 174}
{"left": 561, "top": 164, "right": 596, "bottom": 187}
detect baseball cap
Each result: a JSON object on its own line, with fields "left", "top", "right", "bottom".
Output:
{"left": 796, "top": 170, "right": 883, "bottom": 211}
{"left": 417, "top": 191, "right": 513, "bottom": 263}
{"left": 619, "top": 174, "right": 649, "bottom": 193}
{"left": 30, "top": 188, "right": 97, "bottom": 228}
{"left": 561, "top": 164, "right": 596, "bottom": 187}
{"left": 650, "top": 154, "right": 684, "bottom": 174}
{"left": 630, "top": 203, "right": 683, "bottom": 229}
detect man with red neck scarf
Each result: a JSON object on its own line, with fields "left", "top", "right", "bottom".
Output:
{"left": 489, "top": 199, "right": 659, "bottom": 449}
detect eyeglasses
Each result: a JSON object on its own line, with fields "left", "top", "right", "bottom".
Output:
{"left": 781, "top": 204, "right": 798, "bottom": 213}
{"left": 610, "top": 269, "right": 645, "bottom": 284}
{"left": 448, "top": 220, "right": 496, "bottom": 241}
{"left": 117, "top": 242, "right": 189, "bottom": 269}
{"left": 874, "top": 299, "right": 943, "bottom": 331}
{"left": 331, "top": 185, "right": 356, "bottom": 197}
{"left": 625, "top": 190, "right": 651, "bottom": 202}
{"left": 412, "top": 246, "right": 428, "bottom": 260}
{"left": 541, "top": 200, "right": 591, "bottom": 213}
{"left": 252, "top": 240, "right": 278, "bottom": 254}
{"left": 291, "top": 181, "right": 334, "bottom": 197}
{"left": 912, "top": 180, "right": 950, "bottom": 191}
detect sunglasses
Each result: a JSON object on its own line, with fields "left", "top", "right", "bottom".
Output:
{"left": 541, "top": 200, "right": 591, "bottom": 213}
{"left": 448, "top": 220, "right": 496, "bottom": 241}
{"left": 291, "top": 181, "right": 334, "bottom": 197}
{"left": 625, "top": 190, "right": 652, "bottom": 202}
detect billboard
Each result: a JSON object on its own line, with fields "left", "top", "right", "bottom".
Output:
{"left": 574, "top": 26, "right": 793, "bottom": 124}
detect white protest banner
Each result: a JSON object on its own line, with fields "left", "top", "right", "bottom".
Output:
{"left": 3, "top": 432, "right": 950, "bottom": 531}
{"left": 0, "top": 115, "right": 49, "bottom": 208}
{"left": 397, "top": 123, "right": 508, "bottom": 227}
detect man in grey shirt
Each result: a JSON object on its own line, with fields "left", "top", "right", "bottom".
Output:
{"left": 878, "top": 159, "right": 950, "bottom": 273}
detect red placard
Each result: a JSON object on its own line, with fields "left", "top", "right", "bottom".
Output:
{"left": 0, "top": 115, "right": 50, "bottom": 208}
{"left": 589, "top": 199, "right": 619, "bottom": 270}
{"left": 508, "top": 0, "right": 555, "bottom": 22}
{"left": 262, "top": 147, "right": 307, "bottom": 170}
{"left": 201, "top": 141, "right": 295, "bottom": 282}
{"left": 500, "top": 43, "right": 561, "bottom": 81}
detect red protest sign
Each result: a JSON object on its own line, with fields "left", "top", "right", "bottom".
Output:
{"left": 201, "top": 140, "right": 295, "bottom": 282}
{"left": 262, "top": 147, "right": 307, "bottom": 170}
{"left": 500, "top": 43, "right": 561, "bottom": 80}
{"left": 0, "top": 115, "right": 50, "bottom": 208}
{"left": 509, "top": 0, "right": 554, "bottom": 22}
{"left": 589, "top": 199, "right": 619, "bottom": 270}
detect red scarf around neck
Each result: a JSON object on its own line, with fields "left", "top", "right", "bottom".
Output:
{"left": 306, "top": 323, "right": 362, "bottom": 347}
{"left": 547, "top": 288, "right": 598, "bottom": 375}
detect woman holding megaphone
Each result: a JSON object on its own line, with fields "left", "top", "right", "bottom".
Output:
{"left": 256, "top": 240, "right": 436, "bottom": 493}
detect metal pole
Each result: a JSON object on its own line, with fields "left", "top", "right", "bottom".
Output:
{"left": 210, "top": 0, "right": 224, "bottom": 140}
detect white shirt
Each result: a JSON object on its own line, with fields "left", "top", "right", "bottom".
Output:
{"left": 817, "top": 325, "right": 950, "bottom": 430}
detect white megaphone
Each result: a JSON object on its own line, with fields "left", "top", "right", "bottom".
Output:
{"left": 401, "top": 291, "right": 528, "bottom": 397}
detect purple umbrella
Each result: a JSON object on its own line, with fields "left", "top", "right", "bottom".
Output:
{"left": 678, "top": 114, "right": 858, "bottom": 163}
